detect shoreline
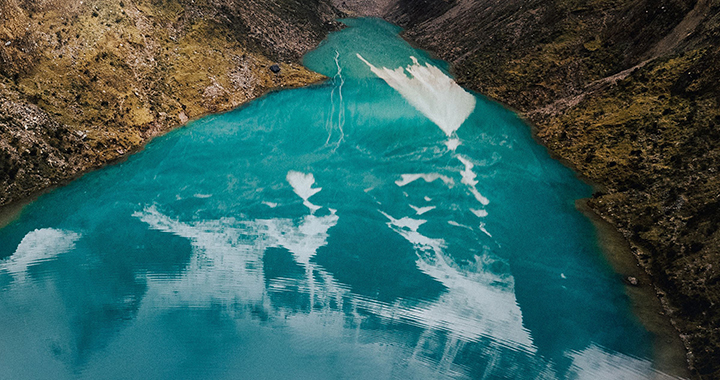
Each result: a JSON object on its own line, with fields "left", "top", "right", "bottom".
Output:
{"left": 0, "top": 74, "right": 328, "bottom": 230}
{"left": 482, "top": 66, "right": 695, "bottom": 377}
{"left": 576, "top": 199, "right": 690, "bottom": 378}
{"left": 518, "top": 91, "right": 691, "bottom": 377}
{"left": 521, "top": 94, "right": 691, "bottom": 377}
{"left": 501, "top": 93, "right": 692, "bottom": 376}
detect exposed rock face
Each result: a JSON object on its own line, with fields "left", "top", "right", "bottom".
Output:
{"left": 0, "top": 0, "right": 340, "bottom": 205}
{"left": 0, "top": 84, "right": 94, "bottom": 203}
{"left": 339, "top": 0, "right": 719, "bottom": 377}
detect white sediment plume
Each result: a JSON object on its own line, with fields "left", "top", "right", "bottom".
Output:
{"left": 479, "top": 222, "right": 493, "bottom": 238}
{"left": 380, "top": 210, "right": 533, "bottom": 350}
{"left": 2, "top": 228, "right": 80, "bottom": 282}
{"left": 448, "top": 220, "right": 473, "bottom": 230}
{"left": 380, "top": 211, "right": 443, "bottom": 254}
{"left": 410, "top": 204, "right": 436, "bottom": 215}
{"left": 456, "top": 155, "right": 490, "bottom": 206}
{"left": 445, "top": 138, "right": 461, "bottom": 151}
{"left": 567, "top": 344, "right": 678, "bottom": 380}
{"left": 395, "top": 173, "right": 454, "bottom": 187}
{"left": 287, "top": 171, "right": 322, "bottom": 213}
{"left": 357, "top": 54, "right": 476, "bottom": 138}
{"left": 470, "top": 208, "right": 488, "bottom": 218}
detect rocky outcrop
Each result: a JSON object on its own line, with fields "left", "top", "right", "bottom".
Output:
{"left": 0, "top": 0, "right": 341, "bottom": 206}
{"left": 338, "top": 0, "right": 719, "bottom": 377}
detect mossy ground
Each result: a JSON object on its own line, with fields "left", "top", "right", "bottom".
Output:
{"left": 540, "top": 46, "right": 720, "bottom": 376}
{"left": 0, "top": 0, "right": 332, "bottom": 205}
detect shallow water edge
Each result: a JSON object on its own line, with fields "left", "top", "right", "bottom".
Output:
{"left": 577, "top": 199, "right": 690, "bottom": 378}
{"left": 0, "top": 75, "right": 329, "bottom": 230}
{"left": 448, "top": 73, "right": 691, "bottom": 376}
{"left": 467, "top": 90, "right": 691, "bottom": 377}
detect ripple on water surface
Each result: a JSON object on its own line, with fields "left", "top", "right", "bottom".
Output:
{"left": 0, "top": 18, "right": 682, "bottom": 380}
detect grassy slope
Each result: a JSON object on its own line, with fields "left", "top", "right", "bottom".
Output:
{"left": 543, "top": 43, "right": 720, "bottom": 379}
{"left": 0, "top": 0, "right": 339, "bottom": 205}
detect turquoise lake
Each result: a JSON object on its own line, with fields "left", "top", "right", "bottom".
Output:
{"left": 0, "top": 19, "right": 677, "bottom": 379}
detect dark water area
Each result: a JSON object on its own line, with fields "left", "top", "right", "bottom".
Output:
{"left": 0, "top": 19, "right": 680, "bottom": 379}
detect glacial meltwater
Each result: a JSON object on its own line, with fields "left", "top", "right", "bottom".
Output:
{"left": 0, "top": 19, "right": 679, "bottom": 379}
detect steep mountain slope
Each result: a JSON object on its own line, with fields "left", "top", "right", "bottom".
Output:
{"left": 0, "top": 0, "right": 340, "bottom": 206}
{"left": 337, "top": 0, "right": 719, "bottom": 377}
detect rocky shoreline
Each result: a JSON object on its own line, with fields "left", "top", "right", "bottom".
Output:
{"left": 356, "top": 0, "right": 719, "bottom": 377}
{"left": 0, "top": 0, "right": 340, "bottom": 208}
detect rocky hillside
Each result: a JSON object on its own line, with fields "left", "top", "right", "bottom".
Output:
{"left": 0, "top": 0, "right": 340, "bottom": 206}
{"left": 335, "top": 0, "right": 720, "bottom": 377}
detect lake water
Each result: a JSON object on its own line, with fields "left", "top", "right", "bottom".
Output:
{"left": 0, "top": 19, "right": 677, "bottom": 379}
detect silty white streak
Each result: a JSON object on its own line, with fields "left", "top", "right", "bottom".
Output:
{"left": 137, "top": 204, "right": 532, "bottom": 374}
{"left": 260, "top": 212, "right": 339, "bottom": 266}
{"left": 456, "top": 155, "right": 490, "bottom": 206}
{"left": 380, "top": 211, "right": 533, "bottom": 350}
{"left": 471, "top": 209, "right": 492, "bottom": 236}
{"left": 287, "top": 171, "right": 322, "bottom": 213}
{"left": 380, "top": 211, "right": 430, "bottom": 235}
{"left": 470, "top": 209, "right": 488, "bottom": 218}
{"left": 395, "top": 173, "right": 454, "bottom": 188}
{"left": 326, "top": 50, "right": 345, "bottom": 148}
{"left": 566, "top": 344, "right": 680, "bottom": 380}
{"left": 456, "top": 155, "right": 493, "bottom": 236}
{"left": 133, "top": 205, "right": 338, "bottom": 308}
{"left": 445, "top": 139, "right": 461, "bottom": 151}
{"left": 356, "top": 54, "right": 476, "bottom": 140}
{"left": 448, "top": 221, "right": 473, "bottom": 231}
{"left": 410, "top": 204, "right": 436, "bottom": 215}
{"left": 478, "top": 222, "right": 493, "bottom": 238}
{"left": 1, "top": 228, "right": 81, "bottom": 282}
